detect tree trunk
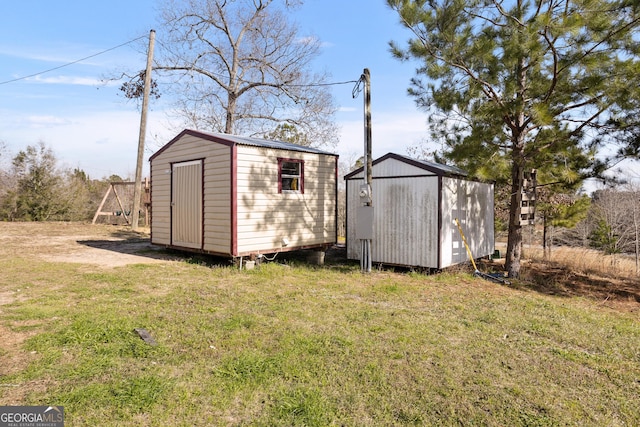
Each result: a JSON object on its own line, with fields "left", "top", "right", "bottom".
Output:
{"left": 543, "top": 215, "right": 549, "bottom": 261}
{"left": 634, "top": 197, "right": 639, "bottom": 275}
{"left": 505, "top": 48, "right": 527, "bottom": 278}
{"left": 505, "top": 150, "right": 525, "bottom": 278}
{"left": 225, "top": 92, "right": 237, "bottom": 134}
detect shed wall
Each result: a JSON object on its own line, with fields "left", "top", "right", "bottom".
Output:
{"left": 346, "top": 159, "right": 495, "bottom": 269}
{"left": 346, "top": 176, "right": 440, "bottom": 267}
{"left": 150, "top": 134, "right": 231, "bottom": 254}
{"left": 440, "top": 177, "right": 494, "bottom": 267}
{"left": 235, "top": 146, "right": 337, "bottom": 255}
{"left": 363, "top": 157, "right": 429, "bottom": 177}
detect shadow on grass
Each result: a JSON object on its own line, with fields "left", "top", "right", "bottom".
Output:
{"left": 77, "top": 238, "right": 182, "bottom": 263}
{"left": 77, "top": 233, "right": 640, "bottom": 311}
{"left": 76, "top": 236, "right": 359, "bottom": 271}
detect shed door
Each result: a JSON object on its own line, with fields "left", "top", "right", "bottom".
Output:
{"left": 171, "top": 160, "right": 203, "bottom": 249}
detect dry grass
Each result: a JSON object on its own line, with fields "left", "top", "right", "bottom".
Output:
{"left": 525, "top": 246, "right": 638, "bottom": 278}
{"left": 490, "top": 244, "right": 639, "bottom": 311}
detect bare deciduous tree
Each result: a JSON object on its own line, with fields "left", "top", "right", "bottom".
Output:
{"left": 150, "top": 0, "right": 338, "bottom": 147}
{"left": 589, "top": 188, "right": 638, "bottom": 266}
{"left": 623, "top": 183, "right": 640, "bottom": 274}
{"left": 0, "top": 141, "right": 12, "bottom": 200}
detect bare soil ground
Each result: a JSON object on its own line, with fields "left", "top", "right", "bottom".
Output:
{"left": 0, "top": 221, "right": 178, "bottom": 268}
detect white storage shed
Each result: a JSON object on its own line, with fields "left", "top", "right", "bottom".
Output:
{"left": 149, "top": 129, "right": 338, "bottom": 258}
{"left": 345, "top": 153, "right": 494, "bottom": 269}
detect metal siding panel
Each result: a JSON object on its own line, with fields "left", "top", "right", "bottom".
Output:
{"left": 202, "top": 148, "right": 232, "bottom": 254}
{"left": 347, "top": 177, "right": 439, "bottom": 268}
{"left": 373, "top": 157, "right": 434, "bottom": 177}
{"left": 372, "top": 177, "right": 439, "bottom": 267}
{"left": 346, "top": 157, "right": 437, "bottom": 180}
{"left": 464, "top": 180, "right": 495, "bottom": 259}
{"left": 440, "top": 177, "right": 465, "bottom": 267}
{"left": 440, "top": 177, "right": 495, "bottom": 267}
{"left": 346, "top": 179, "right": 360, "bottom": 259}
{"left": 150, "top": 164, "right": 171, "bottom": 245}
{"left": 231, "top": 144, "right": 237, "bottom": 255}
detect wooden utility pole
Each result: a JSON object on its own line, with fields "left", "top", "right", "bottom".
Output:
{"left": 132, "top": 29, "right": 155, "bottom": 231}
{"left": 360, "top": 68, "right": 373, "bottom": 273}
{"left": 363, "top": 68, "right": 372, "bottom": 197}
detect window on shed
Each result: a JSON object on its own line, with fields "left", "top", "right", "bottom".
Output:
{"left": 278, "top": 158, "right": 304, "bottom": 193}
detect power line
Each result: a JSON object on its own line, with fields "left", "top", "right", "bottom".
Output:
{"left": 152, "top": 38, "right": 359, "bottom": 89}
{"left": 285, "top": 79, "right": 360, "bottom": 88}
{"left": 1, "top": 32, "right": 360, "bottom": 90}
{"left": 0, "top": 35, "right": 148, "bottom": 86}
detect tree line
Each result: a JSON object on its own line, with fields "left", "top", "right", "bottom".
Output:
{"left": 0, "top": 141, "right": 124, "bottom": 222}
{"left": 554, "top": 186, "right": 640, "bottom": 272}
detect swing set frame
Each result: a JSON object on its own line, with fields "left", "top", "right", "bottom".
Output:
{"left": 92, "top": 179, "right": 150, "bottom": 226}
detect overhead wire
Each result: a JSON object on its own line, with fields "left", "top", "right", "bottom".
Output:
{"left": 152, "top": 37, "right": 360, "bottom": 89}
{"left": 284, "top": 79, "right": 360, "bottom": 88}
{"left": 0, "top": 33, "right": 361, "bottom": 90}
{"left": 0, "top": 34, "right": 148, "bottom": 86}
{"left": 352, "top": 74, "right": 364, "bottom": 98}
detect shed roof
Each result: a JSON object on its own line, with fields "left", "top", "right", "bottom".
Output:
{"left": 344, "top": 152, "right": 468, "bottom": 180}
{"left": 150, "top": 129, "right": 337, "bottom": 161}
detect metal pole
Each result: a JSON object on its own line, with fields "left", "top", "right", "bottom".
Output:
{"left": 132, "top": 29, "right": 155, "bottom": 231}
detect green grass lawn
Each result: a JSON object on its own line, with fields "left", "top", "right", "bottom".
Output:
{"left": 1, "top": 250, "right": 639, "bottom": 426}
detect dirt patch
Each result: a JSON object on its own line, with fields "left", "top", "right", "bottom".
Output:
{"left": 0, "top": 222, "right": 179, "bottom": 268}
{"left": 0, "top": 223, "right": 182, "bottom": 403}
{"left": 474, "top": 257, "right": 640, "bottom": 312}
{"left": 0, "top": 322, "right": 41, "bottom": 402}
{"left": 44, "top": 239, "right": 173, "bottom": 267}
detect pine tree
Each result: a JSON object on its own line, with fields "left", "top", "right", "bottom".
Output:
{"left": 538, "top": 191, "right": 591, "bottom": 258}
{"left": 589, "top": 219, "right": 619, "bottom": 255}
{"left": 388, "top": 0, "right": 640, "bottom": 277}
{"left": 2, "top": 143, "right": 66, "bottom": 221}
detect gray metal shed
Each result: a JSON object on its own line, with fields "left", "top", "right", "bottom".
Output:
{"left": 149, "top": 129, "right": 338, "bottom": 258}
{"left": 345, "top": 153, "right": 494, "bottom": 269}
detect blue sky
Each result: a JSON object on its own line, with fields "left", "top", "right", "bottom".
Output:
{"left": 0, "top": 0, "right": 428, "bottom": 179}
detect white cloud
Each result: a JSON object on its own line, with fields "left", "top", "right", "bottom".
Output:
{"left": 28, "top": 75, "right": 113, "bottom": 86}
{"left": 1, "top": 93, "right": 430, "bottom": 180}
{"left": 0, "top": 39, "right": 134, "bottom": 67}
{"left": 0, "top": 47, "right": 77, "bottom": 63}
{"left": 338, "top": 106, "right": 357, "bottom": 112}
{"left": 25, "top": 115, "right": 71, "bottom": 128}
{"left": 296, "top": 36, "right": 321, "bottom": 46}
{"left": 336, "top": 108, "right": 429, "bottom": 161}
{"left": 0, "top": 108, "right": 174, "bottom": 179}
